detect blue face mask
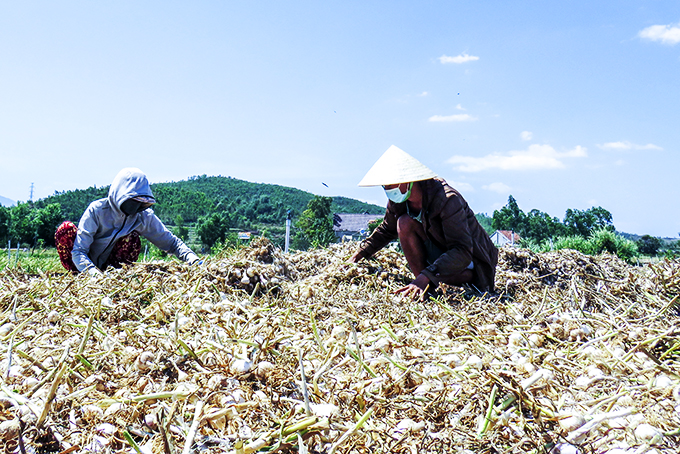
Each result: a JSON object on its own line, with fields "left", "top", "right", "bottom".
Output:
{"left": 384, "top": 182, "right": 412, "bottom": 203}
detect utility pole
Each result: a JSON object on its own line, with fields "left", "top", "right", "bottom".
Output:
{"left": 284, "top": 210, "right": 291, "bottom": 253}
{"left": 30, "top": 183, "right": 34, "bottom": 201}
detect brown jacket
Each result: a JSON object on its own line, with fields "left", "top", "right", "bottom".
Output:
{"left": 356, "top": 178, "right": 498, "bottom": 292}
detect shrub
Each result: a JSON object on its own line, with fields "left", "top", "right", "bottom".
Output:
{"left": 541, "top": 229, "right": 638, "bottom": 263}
{"left": 612, "top": 238, "right": 639, "bottom": 263}
{"left": 294, "top": 196, "right": 336, "bottom": 250}
{"left": 210, "top": 232, "right": 241, "bottom": 256}
{"left": 368, "top": 217, "right": 383, "bottom": 235}
{"left": 663, "top": 240, "right": 680, "bottom": 258}
{"left": 517, "top": 237, "right": 544, "bottom": 253}
{"left": 197, "top": 212, "right": 230, "bottom": 248}
{"left": 588, "top": 228, "right": 638, "bottom": 262}
{"left": 552, "top": 235, "right": 595, "bottom": 255}
{"left": 636, "top": 235, "right": 663, "bottom": 256}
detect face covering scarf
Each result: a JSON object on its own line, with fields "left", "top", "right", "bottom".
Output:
{"left": 383, "top": 182, "right": 413, "bottom": 204}
{"left": 121, "top": 199, "right": 152, "bottom": 216}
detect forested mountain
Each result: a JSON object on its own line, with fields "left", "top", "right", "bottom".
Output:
{"left": 35, "top": 175, "right": 384, "bottom": 227}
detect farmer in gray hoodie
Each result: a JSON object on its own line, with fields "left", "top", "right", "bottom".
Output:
{"left": 55, "top": 168, "right": 200, "bottom": 274}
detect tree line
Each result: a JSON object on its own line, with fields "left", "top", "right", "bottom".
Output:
{"left": 191, "top": 195, "right": 338, "bottom": 251}
{"left": 492, "top": 195, "right": 615, "bottom": 242}
{"left": 0, "top": 203, "right": 64, "bottom": 247}
{"left": 4, "top": 184, "right": 676, "bottom": 258}
{"left": 491, "top": 195, "right": 678, "bottom": 259}
{"left": 35, "top": 175, "right": 382, "bottom": 226}
{"left": 3, "top": 175, "right": 384, "bottom": 249}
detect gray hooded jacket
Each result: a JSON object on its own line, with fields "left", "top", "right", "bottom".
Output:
{"left": 72, "top": 168, "right": 198, "bottom": 272}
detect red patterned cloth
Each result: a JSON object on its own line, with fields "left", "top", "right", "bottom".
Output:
{"left": 55, "top": 221, "right": 78, "bottom": 272}
{"left": 54, "top": 221, "right": 142, "bottom": 272}
{"left": 104, "top": 230, "right": 141, "bottom": 269}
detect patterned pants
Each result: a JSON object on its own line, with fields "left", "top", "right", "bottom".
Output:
{"left": 54, "top": 221, "right": 142, "bottom": 272}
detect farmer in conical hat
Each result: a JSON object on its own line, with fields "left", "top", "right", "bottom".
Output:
{"left": 55, "top": 168, "right": 201, "bottom": 275}
{"left": 349, "top": 145, "right": 498, "bottom": 299}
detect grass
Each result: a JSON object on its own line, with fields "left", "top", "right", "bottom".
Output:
{"left": 0, "top": 247, "right": 63, "bottom": 273}
{"left": 518, "top": 228, "right": 640, "bottom": 263}
{"left": 0, "top": 246, "right": 181, "bottom": 274}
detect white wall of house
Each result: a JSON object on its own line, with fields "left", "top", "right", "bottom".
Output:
{"left": 490, "top": 230, "right": 518, "bottom": 247}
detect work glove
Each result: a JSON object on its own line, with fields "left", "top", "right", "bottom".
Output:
{"left": 187, "top": 254, "right": 203, "bottom": 266}
{"left": 87, "top": 267, "right": 104, "bottom": 279}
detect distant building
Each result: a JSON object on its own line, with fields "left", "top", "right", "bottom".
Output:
{"left": 490, "top": 230, "right": 520, "bottom": 247}
{"left": 333, "top": 213, "right": 382, "bottom": 240}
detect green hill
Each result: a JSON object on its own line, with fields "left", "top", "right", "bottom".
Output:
{"left": 35, "top": 175, "right": 384, "bottom": 228}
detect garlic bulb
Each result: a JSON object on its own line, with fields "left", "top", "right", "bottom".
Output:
{"left": 654, "top": 374, "right": 674, "bottom": 389}
{"left": 0, "top": 396, "right": 16, "bottom": 410}
{"left": 480, "top": 324, "right": 498, "bottom": 335}
{"left": 255, "top": 361, "right": 275, "bottom": 379}
{"left": 0, "top": 419, "right": 20, "bottom": 439}
{"left": 81, "top": 405, "right": 104, "bottom": 421}
{"left": 207, "top": 374, "right": 226, "bottom": 390}
{"left": 634, "top": 423, "right": 663, "bottom": 444}
{"left": 528, "top": 333, "right": 543, "bottom": 347}
{"left": 392, "top": 418, "right": 425, "bottom": 438}
{"left": 508, "top": 332, "right": 524, "bottom": 347}
{"left": 96, "top": 422, "right": 117, "bottom": 434}
{"left": 330, "top": 325, "right": 348, "bottom": 341}
{"left": 46, "top": 310, "right": 60, "bottom": 324}
{"left": 310, "top": 403, "right": 338, "bottom": 418}
{"left": 464, "top": 354, "right": 483, "bottom": 369}
{"left": 135, "top": 351, "right": 155, "bottom": 372}
{"left": 559, "top": 414, "right": 586, "bottom": 432}
{"left": 144, "top": 413, "right": 158, "bottom": 431}
{"left": 231, "top": 359, "right": 253, "bottom": 374}
{"left": 550, "top": 444, "right": 580, "bottom": 454}
{"left": 0, "top": 323, "right": 15, "bottom": 337}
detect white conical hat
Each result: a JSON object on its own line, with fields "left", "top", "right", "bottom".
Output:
{"left": 358, "top": 145, "right": 437, "bottom": 187}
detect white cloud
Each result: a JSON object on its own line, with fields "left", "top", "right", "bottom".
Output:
{"left": 597, "top": 141, "right": 663, "bottom": 151}
{"left": 438, "top": 53, "right": 480, "bottom": 64}
{"left": 483, "top": 182, "right": 511, "bottom": 193}
{"left": 449, "top": 181, "right": 475, "bottom": 193}
{"left": 561, "top": 146, "right": 588, "bottom": 158}
{"left": 428, "top": 114, "right": 478, "bottom": 122}
{"left": 448, "top": 144, "right": 587, "bottom": 172}
{"left": 418, "top": 91, "right": 428, "bottom": 97}
{"left": 520, "top": 131, "right": 533, "bottom": 141}
{"left": 599, "top": 141, "right": 631, "bottom": 150}
{"left": 455, "top": 104, "right": 466, "bottom": 110}
{"left": 638, "top": 22, "right": 680, "bottom": 45}
{"left": 637, "top": 143, "right": 663, "bottom": 150}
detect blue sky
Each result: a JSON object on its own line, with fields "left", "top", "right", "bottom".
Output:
{"left": 1, "top": 1, "right": 678, "bottom": 237}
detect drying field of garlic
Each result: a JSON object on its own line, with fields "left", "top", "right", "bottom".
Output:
{"left": 1, "top": 238, "right": 680, "bottom": 454}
